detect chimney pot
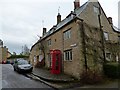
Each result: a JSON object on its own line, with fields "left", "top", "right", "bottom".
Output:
{"left": 74, "top": 0, "right": 80, "bottom": 10}
{"left": 43, "top": 28, "right": 47, "bottom": 36}
{"left": 57, "top": 13, "right": 61, "bottom": 24}
{"left": 108, "top": 17, "right": 113, "bottom": 25}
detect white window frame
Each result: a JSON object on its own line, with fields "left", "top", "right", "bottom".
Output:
{"left": 64, "top": 50, "right": 72, "bottom": 61}
{"left": 106, "top": 53, "right": 111, "bottom": 60}
{"left": 48, "top": 39, "right": 51, "bottom": 46}
{"left": 64, "top": 29, "right": 71, "bottom": 40}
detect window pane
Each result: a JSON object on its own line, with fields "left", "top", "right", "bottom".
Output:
{"left": 64, "top": 50, "right": 72, "bottom": 61}
{"left": 68, "top": 52, "right": 69, "bottom": 60}
{"left": 67, "top": 52, "right": 69, "bottom": 60}
{"left": 68, "top": 30, "right": 71, "bottom": 39}
{"left": 67, "top": 31, "right": 69, "bottom": 39}
{"left": 48, "top": 39, "right": 51, "bottom": 46}
{"left": 94, "top": 6, "right": 99, "bottom": 14}
{"left": 106, "top": 53, "right": 111, "bottom": 59}
{"left": 64, "top": 30, "right": 71, "bottom": 40}
{"left": 104, "top": 32, "right": 109, "bottom": 40}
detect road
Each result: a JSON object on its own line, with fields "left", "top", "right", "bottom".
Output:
{"left": 2, "top": 64, "right": 54, "bottom": 89}
{"left": 1, "top": 64, "right": 119, "bottom": 90}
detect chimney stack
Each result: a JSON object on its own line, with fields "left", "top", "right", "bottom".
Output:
{"left": 74, "top": 0, "right": 80, "bottom": 10}
{"left": 0, "top": 40, "right": 3, "bottom": 47}
{"left": 57, "top": 13, "right": 61, "bottom": 24}
{"left": 108, "top": 17, "right": 113, "bottom": 25}
{"left": 42, "top": 28, "right": 47, "bottom": 36}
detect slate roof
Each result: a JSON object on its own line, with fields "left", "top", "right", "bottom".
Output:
{"left": 75, "top": 2, "right": 89, "bottom": 16}
{"left": 32, "top": 0, "right": 117, "bottom": 51}
{"left": 113, "top": 26, "right": 120, "bottom": 33}
{"left": 30, "top": 1, "right": 92, "bottom": 51}
{"left": 42, "top": 2, "right": 89, "bottom": 40}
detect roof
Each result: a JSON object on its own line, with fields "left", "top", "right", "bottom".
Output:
{"left": 113, "top": 26, "right": 120, "bottom": 33}
{"left": 30, "top": 16, "right": 82, "bottom": 51}
{"left": 7, "top": 51, "right": 12, "bottom": 55}
{"left": 31, "top": 0, "right": 114, "bottom": 51}
{"left": 42, "top": 2, "right": 89, "bottom": 40}
{"left": 75, "top": 2, "right": 89, "bottom": 16}
{"left": 30, "top": 2, "right": 89, "bottom": 51}
{"left": 30, "top": 1, "right": 93, "bottom": 51}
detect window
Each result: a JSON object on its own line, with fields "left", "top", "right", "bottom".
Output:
{"left": 118, "top": 36, "right": 120, "bottom": 43}
{"left": 104, "top": 32, "right": 109, "bottom": 40}
{"left": 93, "top": 6, "right": 99, "bottom": 15}
{"left": 64, "top": 50, "right": 72, "bottom": 61}
{"left": 64, "top": 29, "right": 71, "bottom": 40}
{"left": 106, "top": 53, "right": 111, "bottom": 60}
{"left": 40, "top": 49, "right": 42, "bottom": 54}
{"left": 48, "top": 39, "right": 51, "bottom": 46}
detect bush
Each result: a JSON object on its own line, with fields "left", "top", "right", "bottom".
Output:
{"left": 7, "top": 55, "right": 29, "bottom": 59}
{"left": 80, "top": 69, "right": 103, "bottom": 85}
{"left": 103, "top": 63, "right": 120, "bottom": 79}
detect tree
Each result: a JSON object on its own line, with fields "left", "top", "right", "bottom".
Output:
{"left": 22, "top": 45, "right": 30, "bottom": 56}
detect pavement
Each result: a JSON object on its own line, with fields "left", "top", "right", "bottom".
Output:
{"left": 32, "top": 67, "right": 75, "bottom": 82}
{"left": 32, "top": 67, "right": 120, "bottom": 89}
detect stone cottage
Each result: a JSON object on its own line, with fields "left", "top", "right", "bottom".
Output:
{"left": 30, "top": 0, "right": 119, "bottom": 79}
{"left": 112, "top": 26, "right": 120, "bottom": 62}
{"left": 0, "top": 39, "right": 8, "bottom": 63}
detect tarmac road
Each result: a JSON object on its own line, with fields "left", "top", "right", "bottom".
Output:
{"left": 2, "top": 64, "right": 54, "bottom": 90}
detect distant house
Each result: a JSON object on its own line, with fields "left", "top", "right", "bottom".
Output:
{"left": 30, "top": 0, "right": 119, "bottom": 79}
{"left": 0, "top": 39, "right": 8, "bottom": 63}
{"left": 7, "top": 51, "right": 12, "bottom": 59}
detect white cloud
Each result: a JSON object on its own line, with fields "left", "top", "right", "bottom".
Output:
{"left": 118, "top": 1, "right": 120, "bottom": 29}
{"left": 0, "top": 0, "right": 74, "bottom": 3}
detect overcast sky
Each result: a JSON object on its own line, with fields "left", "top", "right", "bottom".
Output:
{"left": 0, "top": 0, "right": 119, "bottom": 54}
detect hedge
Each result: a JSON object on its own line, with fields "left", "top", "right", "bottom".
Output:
{"left": 103, "top": 63, "right": 120, "bottom": 79}
{"left": 7, "top": 55, "right": 29, "bottom": 59}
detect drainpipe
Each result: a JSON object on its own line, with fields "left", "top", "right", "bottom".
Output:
{"left": 81, "top": 20, "right": 88, "bottom": 70}
{"left": 98, "top": 7, "right": 106, "bottom": 63}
